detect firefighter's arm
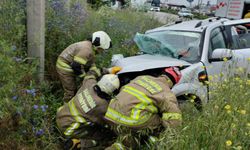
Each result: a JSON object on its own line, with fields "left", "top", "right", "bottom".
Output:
{"left": 71, "top": 51, "right": 90, "bottom": 78}
{"left": 159, "top": 92, "right": 182, "bottom": 128}
{"left": 85, "top": 63, "right": 101, "bottom": 79}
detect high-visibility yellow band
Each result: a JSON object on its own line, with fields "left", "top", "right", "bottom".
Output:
{"left": 162, "top": 112, "right": 182, "bottom": 121}
{"left": 123, "top": 86, "right": 153, "bottom": 104}
{"left": 83, "top": 89, "right": 96, "bottom": 109}
{"left": 78, "top": 72, "right": 86, "bottom": 78}
{"left": 105, "top": 106, "right": 151, "bottom": 126}
{"left": 56, "top": 59, "right": 73, "bottom": 72}
{"left": 84, "top": 75, "right": 96, "bottom": 80}
{"left": 136, "top": 80, "right": 157, "bottom": 94}
{"left": 90, "top": 66, "right": 101, "bottom": 77}
{"left": 131, "top": 103, "right": 144, "bottom": 120}
{"left": 73, "top": 56, "right": 87, "bottom": 65}
{"left": 64, "top": 122, "right": 80, "bottom": 136}
{"left": 77, "top": 93, "right": 91, "bottom": 113}
{"left": 141, "top": 76, "right": 162, "bottom": 91}
{"left": 69, "top": 100, "right": 87, "bottom": 123}
{"left": 122, "top": 86, "right": 157, "bottom": 120}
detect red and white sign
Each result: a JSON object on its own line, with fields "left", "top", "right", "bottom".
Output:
{"left": 215, "top": 0, "right": 244, "bottom": 19}
{"left": 227, "top": 0, "right": 244, "bottom": 19}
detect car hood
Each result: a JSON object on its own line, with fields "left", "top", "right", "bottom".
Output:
{"left": 115, "top": 54, "right": 191, "bottom": 74}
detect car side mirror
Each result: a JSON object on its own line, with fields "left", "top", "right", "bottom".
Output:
{"left": 209, "top": 48, "right": 232, "bottom": 62}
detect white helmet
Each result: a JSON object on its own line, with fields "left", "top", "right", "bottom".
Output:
{"left": 97, "top": 74, "right": 120, "bottom": 95}
{"left": 92, "top": 31, "right": 112, "bottom": 50}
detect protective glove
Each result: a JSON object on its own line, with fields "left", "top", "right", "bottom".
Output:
{"left": 71, "top": 61, "right": 82, "bottom": 75}
{"left": 101, "top": 66, "right": 122, "bottom": 75}
{"left": 108, "top": 66, "right": 122, "bottom": 74}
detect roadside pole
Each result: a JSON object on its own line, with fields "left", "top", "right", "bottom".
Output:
{"left": 27, "top": 0, "right": 45, "bottom": 82}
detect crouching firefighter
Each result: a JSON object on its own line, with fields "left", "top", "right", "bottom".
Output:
{"left": 56, "top": 31, "right": 113, "bottom": 102}
{"left": 104, "top": 67, "right": 183, "bottom": 150}
{"left": 56, "top": 74, "right": 120, "bottom": 150}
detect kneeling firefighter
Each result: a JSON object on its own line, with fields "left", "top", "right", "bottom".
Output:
{"left": 104, "top": 67, "right": 183, "bottom": 150}
{"left": 56, "top": 74, "right": 120, "bottom": 149}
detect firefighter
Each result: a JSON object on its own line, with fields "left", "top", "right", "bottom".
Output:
{"left": 56, "top": 74, "right": 120, "bottom": 149}
{"left": 56, "top": 31, "right": 113, "bottom": 102}
{"left": 104, "top": 67, "right": 182, "bottom": 150}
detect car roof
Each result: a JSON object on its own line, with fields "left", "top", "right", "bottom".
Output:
{"left": 146, "top": 17, "right": 229, "bottom": 33}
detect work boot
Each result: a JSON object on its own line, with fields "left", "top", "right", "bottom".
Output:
{"left": 64, "top": 138, "right": 81, "bottom": 150}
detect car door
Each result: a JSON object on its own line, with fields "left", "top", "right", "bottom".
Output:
{"left": 204, "top": 27, "right": 234, "bottom": 78}
{"left": 224, "top": 19, "right": 250, "bottom": 76}
{"left": 202, "top": 25, "right": 237, "bottom": 98}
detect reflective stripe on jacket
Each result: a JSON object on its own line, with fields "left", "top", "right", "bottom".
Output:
{"left": 105, "top": 75, "right": 182, "bottom": 129}
{"left": 56, "top": 78, "right": 109, "bottom": 136}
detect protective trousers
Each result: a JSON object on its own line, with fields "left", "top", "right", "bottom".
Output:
{"left": 56, "top": 67, "right": 77, "bottom": 103}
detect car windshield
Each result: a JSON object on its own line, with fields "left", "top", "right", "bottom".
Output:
{"left": 134, "top": 31, "right": 202, "bottom": 63}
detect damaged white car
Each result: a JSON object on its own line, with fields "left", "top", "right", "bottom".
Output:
{"left": 111, "top": 18, "right": 250, "bottom": 109}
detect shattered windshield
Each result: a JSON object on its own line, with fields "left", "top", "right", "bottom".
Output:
{"left": 134, "top": 31, "right": 202, "bottom": 63}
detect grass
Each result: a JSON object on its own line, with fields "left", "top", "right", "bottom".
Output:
{"left": 0, "top": 0, "right": 249, "bottom": 149}
{"left": 157, "top": 75, "right": 250, "bottom": 149}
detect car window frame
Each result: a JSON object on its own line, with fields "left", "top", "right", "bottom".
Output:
{"left": 208, "top": 27, "right": 228, "bottom": 58}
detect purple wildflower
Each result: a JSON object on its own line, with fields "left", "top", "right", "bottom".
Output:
{"left": 40, "top": 105, "right": 48, "bottom": 112}
{"left": 72, "top": 2, "right": 82, "bottom": 10}
{"left": 51, "top": 0, "right": 65, "bottom": 11}
{"left": 33, "top": 105, "right": 39, "bottom": 110}
{"left": 26, "top": 89, "right": 36, "bottom": 97}
{"left": 12, "top": 95, "right": 18, "bottom": 101}
{"left": 35, "top": 129, "right": 45, "bottom": 136}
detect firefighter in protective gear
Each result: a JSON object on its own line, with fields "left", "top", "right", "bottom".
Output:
{"left": 104, "top": 67, "right": 182, "bottom": 150}
{"left": 56, "top": 74, "right": 120, "bottom": 149}
{"left": 56, "top": 31, "right": 112, "bottom": 102}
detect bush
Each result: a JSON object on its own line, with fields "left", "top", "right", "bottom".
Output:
{"left": 0, "top": 0, "right": 26, "bottom": 48}
{"left": 0, "top": 39, "right": 64, "bottom": 149}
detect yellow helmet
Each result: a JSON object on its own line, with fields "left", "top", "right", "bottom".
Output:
{"left": 97, "top": 74, "right": 120, "bottom": 95}
{"left": 92, "top": 31, "right": 112, "bottom": 50}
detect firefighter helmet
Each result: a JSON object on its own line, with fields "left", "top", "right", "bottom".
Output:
{"left": 97, "top": 74, "right": 120, "bottom": 95}
{"left": 92, "top": 31, "right": 112, "bottom": 50}
{"left": 164, "top": 67, "right": 182, "bottom": 84}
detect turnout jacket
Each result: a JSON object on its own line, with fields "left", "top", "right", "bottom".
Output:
{"left": 56, "top": 41, "right": 101, "bottom": 78}
{"left": 56, "top": 77, "right": 109, "bottom": 136}
{"left": 105, "top": 75, "right": 182, "bottom": 129}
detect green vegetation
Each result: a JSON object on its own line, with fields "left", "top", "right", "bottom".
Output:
{"left": 0, "top": 0, "right": 249, "bottom": 149}
{"left": 157, "top": 75, "right": 250, "bottom": 149}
